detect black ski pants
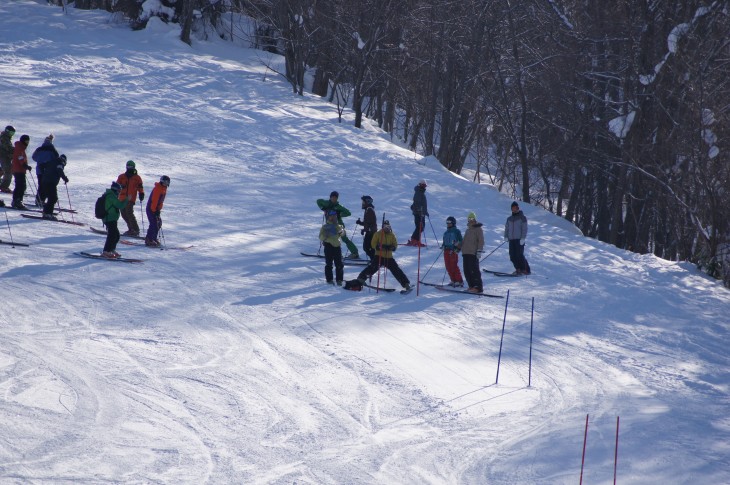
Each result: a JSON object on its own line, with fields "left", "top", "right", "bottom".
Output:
{"left": 358, "top": 256, "right": 410, "bottom": 288}
{"left": 103, "top": 221, "right": 121, "bottom": 253}
{"left": 462, "top": 254, "right": 483, "bottom": 291}
{"left": 42, "top": 182, "right": 58, "bottom": 215}
{"left": 323, "top": 242, "right": 344, "bottom": 283}
{"left": 363, "top": 231, "right": 375, "bottom": 261}
{"left": 509, "top": 239, "right": 528, "bottom": 272}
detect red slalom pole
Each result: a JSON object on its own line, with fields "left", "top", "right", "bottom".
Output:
{"left": 580, "top": 414, "right": 589, "bottom": 485}
{"left": 614, "top": 416, "right": 620, "bottom": 484}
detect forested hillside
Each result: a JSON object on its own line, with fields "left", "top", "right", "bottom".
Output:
{"left": 52, "top": 0, "right": 730, "bottom": 286}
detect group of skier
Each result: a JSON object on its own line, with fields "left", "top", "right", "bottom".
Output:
{"left": 0, "top": 126, "right": 67, "bottom": 214}
{"left": 0, "top": 125, "right": 171, "bottom": 259}
{"left": 93, "top": 162, "right": 170, "bottom": 259}
{"left": 315, "top": 180, "right": 531, "bottom": 294}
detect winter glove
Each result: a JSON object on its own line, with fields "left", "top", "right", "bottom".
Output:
{"left": 139, "top": 193, "right": 144, "bottom": 202}
{"left": 356, "top": 218, "right": 362, "bottom": 225}
{"left": 154, "top": 211, "right": 161, "bottom": 218}
{"left": 520, "top": 239, "right": 525, "bottom": 246}
{"left": 360, "top": 229, "right": 365, "bottom": 235}
{"left": 24, "top": 163, "right": 31, "bottom": 172}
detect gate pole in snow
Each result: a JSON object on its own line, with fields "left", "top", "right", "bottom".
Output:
{"left": 495, "top": 289, "right": 510, "bottom": 384}
{"left": 528, "top": 297, "right": 535, "bottom": 387}
{"left": 580, "top": 413, "right": 589, "bottom": 485}
{"left": 614, "top": 416, "right": 620, "bottom": 484}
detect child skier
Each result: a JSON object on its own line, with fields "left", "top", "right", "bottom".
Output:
{"left": 101, "top": 181, "right": 128, "bottom": 258}
{"left": 145, "top": 175, "right": 169, "bottom": 247}
{"left": 319, "top": 209, "right": 345, "bottom": 285}
{"left": 462, "top": 212, "right": 485, "bottom": 293}
{"left": 355, "top": 195, "right": 377, "bottom": 261}
{"left": 442, "top": 216, "right": 464, "bottom": 287}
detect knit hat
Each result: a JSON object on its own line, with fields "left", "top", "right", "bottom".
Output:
{"left": 511, "top": 201, "right": 519, "bottom": 208}
{"left": 382, "top": 220, "right": 392, "bottom": 231}
{"left": 111, "top": 181, "right": 122, "bottom": 193}
{"left": 467, "top": 212, "right": 476, "bottom": 220}
{"left": 126, "top": 160, "right": 136, "bottom": 169}
{"left": 418, "top": 179, "right": 427, "bottom": 186}
{"left": 330, "top": 190, "right": 339, "bottom": 198}
{"left": 45, "top": 134, "right": 54, "bottom": 143}
{"left": 20, "top": 134, "right": 30, "bottom": 143}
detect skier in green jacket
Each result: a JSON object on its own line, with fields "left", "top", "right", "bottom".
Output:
{"left": 316, "top": 191, "right": 360, "bottom": 259}
{"left": 101, "top": 181, "right": 128, "bottom": 259}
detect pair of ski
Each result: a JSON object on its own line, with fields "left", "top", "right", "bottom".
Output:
{"left": 345, "top": 282, "right": 413, "bottom": 295}
{"left": 76, "top": 251, "right": 144, "bottom": 263}
{"left": 420, "top": 281, "right": 504, "bottom": 298}
{"left": 482, "top": 269, "right": 522, "bottom": 277}
{"left": 20, "top": 213, "right": 85, "bottom": 226}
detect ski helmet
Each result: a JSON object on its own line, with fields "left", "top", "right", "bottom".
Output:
{"left": 4, "top": 125, "right": 15, "bottom": 134}
{"left": 126, "top": 160, "right": 136, "bottom": 169}
{"left": 361, "top": 195, "right": 373, "bottom": 204}
{"left": 111, "top": 181, "right": 122, "bottom": 193}
{"left": 330, "top": 190, "right": 339, "bottom": 198}
{"left": 160, "top": 175, "right": 170, "bottom": 187}
{"left": 20, "top": 134, "right": 30, "bottom": 144}
{"left": 446, "top": 216, "right": 456, "bottom": 226}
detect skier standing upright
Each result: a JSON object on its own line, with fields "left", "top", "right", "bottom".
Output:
{"left": 462, "top": 212, "right": 485, "bottom": 293}
{"left": 505, "top": 201, "right": 530, "bottom": 275}
{"left": 355, "top": 195, "right": 377, "bottom": 261}
{"left": 319, "top": 209, "right": 345, "bottom": 285}
{"left": 442, "top": 216, "right": 464, "bottom": 287}
{"left": 11, "top": 134, "right": 31, "bottom": 210}
{"left": 0, "top": 125, "right": 15, "bottom": 196}
{"left": 407, "top": 179, "right": 428, "bottom": 246}
{"left": 116, "top": 160, "right": 145, "bottom": 236}
{"left": 145, "top": 175, "right": 169, "bottom": 247}
{"left": 316, "top": 191, "right": 359, "bottom": 259}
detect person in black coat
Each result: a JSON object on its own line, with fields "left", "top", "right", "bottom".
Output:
{"left": 40, "top": 154, "right": 69, "bottom": 220}
{"left": 32, "top": 135, "right": 59, "bottom": 206}
{"left": 355, "top": 195, "right": 377, "bottom": 261}
{"left": 407, "top": 180, "right": 428, "bottom": 246}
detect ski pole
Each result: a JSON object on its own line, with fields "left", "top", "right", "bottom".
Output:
{"left": 375, "top": 213, "right": 385, "bottom": 292}
{"left": 480, "top": 240, "right": 507, "bottom": 264}
{"left": 27, "top": 173, "right": 39, "bottom": 204}
{"left": 160, "top": 226, "right": 167, "bottom": 248}
{"left": 419, "top": 247, "right": 444, "bottom": 282}
{"left": 64, "top": 183, "right": 76, "bottom": 223}
{"left": 139, "top": 201, "right": 145, "bottom": 234}
{"left": 3, "top": 209, "right": 16, "bottom": 247}
{"left": 427, "top": 215, "right": 440, "bottom": 247}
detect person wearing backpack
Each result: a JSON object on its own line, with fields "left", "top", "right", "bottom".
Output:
{"left": 316, "top": 191, "right": 359, "bottom": 259}
{"left": 116, "top": 160, "right": 145, "bottom": 237}
{"left": 40, "top": 154, "right": 68, "bottom": 220}
{"left": 145, "top": 175, "right": 169, "bottom": 247}
{"left": 101, "top": 181, "right": 127, "bottom": 259}
{"left": 319, "top": 209, "right": 345, "bottom": 285}
{"left": 32, "top": 135, "right": 59, "bottom": 206}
